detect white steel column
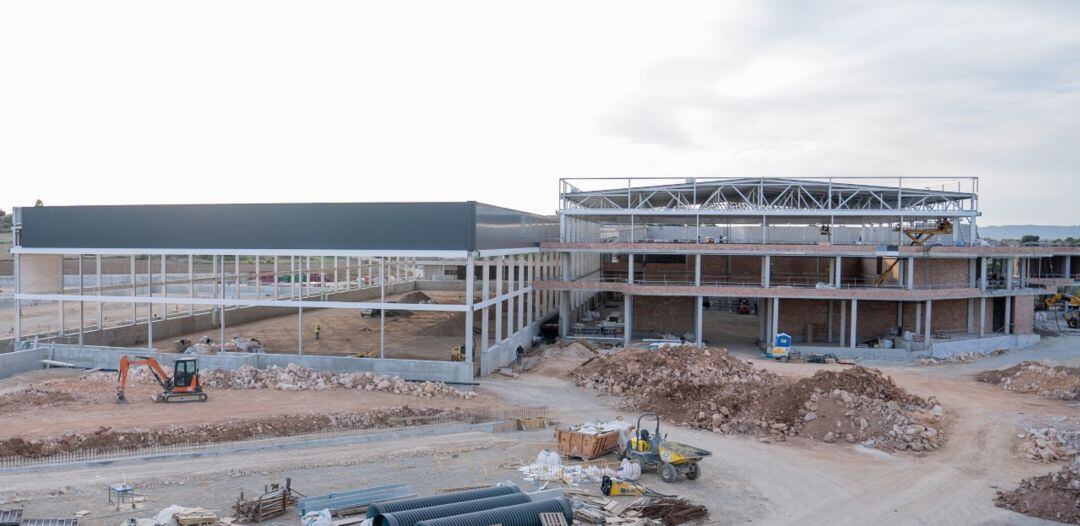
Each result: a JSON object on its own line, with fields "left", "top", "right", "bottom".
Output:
{"left": 694, "top": 254, "right": 702, "bottom": 347}
{"left": 465, "top": 253, "right": 475, "bottom": 370}
{"left": 96, "top": 255, "right": 103, "bottom": 329}
{"left": 481, "top": 258, "right": 490, "bottom": 352}
{"left": 849, "top": 299, "right": 858, "bottom": 349}
{"left": 188, "top": 255, "right": 195, "bottom": 316}
{"left": 78, "top": 255, "right": 84, "bottom": 346}
{"left": 147, "top": 255, "right": 153, "bottom": 350}
{"left": 380, "top": 257, "right": 386, "bottom": 358}
{"left": 496, "top": 256, "right": 504, "bottom": 343}
{"left": 58, "top": 256, "right": 64, "bottom": 337}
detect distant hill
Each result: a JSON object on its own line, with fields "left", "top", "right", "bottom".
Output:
{"left": 979, "top": 225, "right": 1080, "bottom": 240}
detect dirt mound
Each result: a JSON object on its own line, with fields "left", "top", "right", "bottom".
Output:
{"left": 1017, "top": 427, "right": 1078, "bottom": 462}
{"left": 976, "top": 361, "right": 1080, "bottom": 400}
{"left": 527, "top": 342, "right": 599, "bottom": 377}
{"left": 573, "top": 346, "right": 944, "bottom": 452}
{"left": 0, "top": 387, "right": 78, "bottom": 415}
{"left": 0, "top": 406, "right": 462, "bottom": 458}
{"left": 101, "top": 364, "right": 476, "bottom": 400}
{"left": 396, "top": 291, "right": 434, "bottom": 304}
{"left": 996, "top": 464, "right": 1080, "bottom": 524}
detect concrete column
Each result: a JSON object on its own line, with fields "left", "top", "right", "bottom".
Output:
{"left": 13, "top": 252, "right": 20, "bottom": 345}
{"left": 58, "top": 255, "right": 64, "bottom": 337}
{"left": 298, "top": 306, "right": 303, "bottom": 356}
{"left": 969, "top": 259, "right": 977, "bottom": 288}
{"left": 628, "top": 253, "right": 635, "bottom": 284}
{"left": 559, "top": 291, "right": 570, "bottom": 337}
{"left": 915, "top": 302, "right": 922, "bottom": 335}
{"left": 465, "top": 253, "right": 475, "bottom": 371}
{"left": 1004, "top": 296, "right": 1011, "bottom": 335}
{"left": 839, "top": 300, "right": 846, "bottom": 347}
{"left": 979, "top": 298, "right": 986, "bottom": 337}
{"left": 189, "top": 255, "right": 195, "bottom": 316}
{"left": 762, "top": 255, "right": 771, "bottom": 287}
{"left": 849, "top": 299, "right": 858, "bottom": 349}
{"left": 980, "top": 257, "right": 988, "bottom": 291}
{"left": 827, "top": 300, "right": 835, "bottom": 343}
{"left": 770, "top": 297, "right": 779, "bottom": 344}
{"left": 967, "top": 299, "right": 975, "bottom": 334}
{"left": 833, "top": 256, "right": 841, "bottom": 287}
{"left": 162, "top": 254, "right": 168, "bottom": 320}
{"left": 345, "top": 256, "right": 351, "bottom": 291}
{"left": 519, "top": 256, "right": 527, "bottom": 330}
{"left": 1066, "top": 256, "right": 1073, "bottom": 280}
{"left": 1006, "top": 257, "right": 1014, "bottom": 289}
{"left": 273, "top": 257, "right": 280, "bottom": 300}
{"left": 495, "top": 256, "right": 504, "bottom": 343}
{"left": 924, "top": 300, "right": 932, "bottom": 342}
{"left": 97, "top": 255, "right": 104, "bottom": 329}
{"left": 481, "top": 258, "right": 489, "bottom": 352}
{"left": 131, "top": 255, "right": 137, "bottom": 324}
{"left": 695, "top": 254, "right": 702, "bottom": 347}
{"left": 220, "top": 255, "right": 226, "bottom": 351}
{"left": 906, "top": 257, "right": 915, "bottom": 290}
{"left": 623, "top": 294, "right": 633, "bottom": 347}
{"left": 897, "top": 302, "right": 903, "bottom": 329}
{"left": 147, "top": 255, "right": 153, "bottom": 350}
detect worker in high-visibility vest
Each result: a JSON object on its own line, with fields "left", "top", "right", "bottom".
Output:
{"left": 314, "top": 322, "right": 322, "bottom": 340}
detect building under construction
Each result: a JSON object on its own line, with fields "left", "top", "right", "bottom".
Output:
{"left": 3, "top": 177, "right": 1079, "bottom": 381}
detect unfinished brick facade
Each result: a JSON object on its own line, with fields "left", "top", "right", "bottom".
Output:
{"left": 631, "top": 295, "right": 695, "bottom": 335}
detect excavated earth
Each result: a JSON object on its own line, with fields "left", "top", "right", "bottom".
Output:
{"left": 996, "top": 464, "right": 1080, "bottom": 525}
{"left": 572, "top": 345, "right": 946, "bottom": 452}
{"left": 0, "top": 406, "right": 466, "bottom": 458}
{"left": 976, "top": 360, "right": 1080, "bottom": 400}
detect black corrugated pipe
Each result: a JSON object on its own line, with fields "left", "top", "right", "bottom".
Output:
{"left": 414, "top": 497, "right": 573, "bottom": 526}
{"left": 375, "top": 493, "right": 532, "bottom": 526}
{"left": 366, "top": 485, "right": 521, "bottom": 518}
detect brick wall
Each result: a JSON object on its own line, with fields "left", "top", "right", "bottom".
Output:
{"left": 777, "top": 298, "right": 830, "bottom": 343}
{"left": 701, "top": 255, "right": 761, "bottom": 283}
{"left": 913, "top": 259, "right": 970, "bottom": 288}
{"left": 772, "top": 257, "right": 830, "bottom": 285}
{"left": 632, "top": 295, "right": 695, "bottom": 334}
{"left": 1013, "top": 295, "right": 1034, "bottom": 334}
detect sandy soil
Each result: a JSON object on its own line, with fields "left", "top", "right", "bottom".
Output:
{"left": 0, "top": 369, "right": 491, "bottom": 440}
{"left": 2, "top": 335, "right": 1079, "bottom": 525}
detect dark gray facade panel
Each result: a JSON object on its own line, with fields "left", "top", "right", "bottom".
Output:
{"left": 18, "top": 203, "right": 477, "bottom": 251}
{"left": 474, "top": 203, "right": 557, "bottom": 250}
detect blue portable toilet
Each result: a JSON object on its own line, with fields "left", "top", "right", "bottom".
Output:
{"left": 768, "top": 332, "right": 792, "bottom": 361}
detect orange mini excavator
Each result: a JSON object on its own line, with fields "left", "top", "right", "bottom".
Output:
{"left": 116, "top": 355, "right": 208, "bottom": 403}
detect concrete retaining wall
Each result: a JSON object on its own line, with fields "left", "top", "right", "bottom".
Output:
{"left": 39, "top": 344, "right": 473, "bottom": 384}
{"left": 794, "top": 333, "right": 1040, "bottom": 363}
{"left": 0, "top": 348, "right": 49, "bottom": 379}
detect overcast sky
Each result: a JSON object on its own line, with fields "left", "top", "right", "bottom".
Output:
{"left": 1, "top": 1, "right": 1077, "bottom": 225}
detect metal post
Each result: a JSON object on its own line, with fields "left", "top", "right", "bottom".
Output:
{"left": 78, "top": 255, "right": 84, "bottom": 346}
{"left": 481, "top": 257, "right": 490, "bottom": 353}
{"left": 695, "top": 254, "right": 702, "bottom": 347}
{"left": 465, "top": 253, "right": 475, "bottom": 371}
{"left": 188, "top": 255, "right": 195, "bottom": 316}
{"left": 380, "top": 257, "right": 386, "bottom": 358}
{"left": 849, "top": 299, "right": 858, "bottom": 349}
{"left": 96, "top": 254, "right": 103, "bottom": 330}
{"left": 495, "top": 256, "right": 504, "bottom": 343}
{"left": 147, "top": 255, "right": 153, "bottom": 351}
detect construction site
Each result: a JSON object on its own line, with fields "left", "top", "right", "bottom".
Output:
{"left": 2, "top": 177, "right": 1080, "bottom": 525}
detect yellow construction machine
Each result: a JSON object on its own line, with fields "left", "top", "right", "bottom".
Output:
{"left": 1044, "top": 292, "right": 1080, "bottom": 311}
{"left": 875, "top": 219, "right": 954, "bottom": 285}
{"left": 624, "top": 413, "right": 711, "bottom": 483}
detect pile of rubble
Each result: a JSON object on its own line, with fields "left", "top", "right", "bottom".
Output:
{"left": 0, "top": 406, "right": 460, "bottom": 458}
{"left": 915, "top": 349, "right": 1007, "bottom": 366}
{"left": 0, "top": 387, "right": 77, "bottom": 415}
{"left": 572, "top": 345, "right": 945, "bottom": 452}
{"left": 996, "top": 464, "right": 1080, "bottom": 524}
{"left": 121, "top": 363, "right": 476, "bottom": 400}
{"left": 976, "top": 361, "right": 1080, "bottom": 400}
{"left": 1017, "top": 427, "right": 1078, "bottom": 462}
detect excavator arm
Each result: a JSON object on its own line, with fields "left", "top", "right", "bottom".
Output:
{"left": 116, "top": 356, "right": 173, "bottom": 403}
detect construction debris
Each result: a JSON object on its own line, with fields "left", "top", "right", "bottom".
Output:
{"left": 233, "top": 479, "right": 300, "bottom": 523}
{"left": 1016, "top": 427, "right": 1078, "bottom": 462}
{"left": 520, "top": 450, "right": 641, "bottom": 486}
{"left": 996, "top": 464, "right": 1080, "bottom": 524}
{"left": 108, "top": 363, "right": 476, "bottom": 400}
{"left": 573, "top": 345, "right": 945, "bottom": 452}
{"left": 569, "top": 491, "right": 707, "bottom": 525}
{"left": 976, "top": 361, "right": 1080, "bottom": 400}
{"left": 556, "top": 420, "right": 630, "bottom": 460}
